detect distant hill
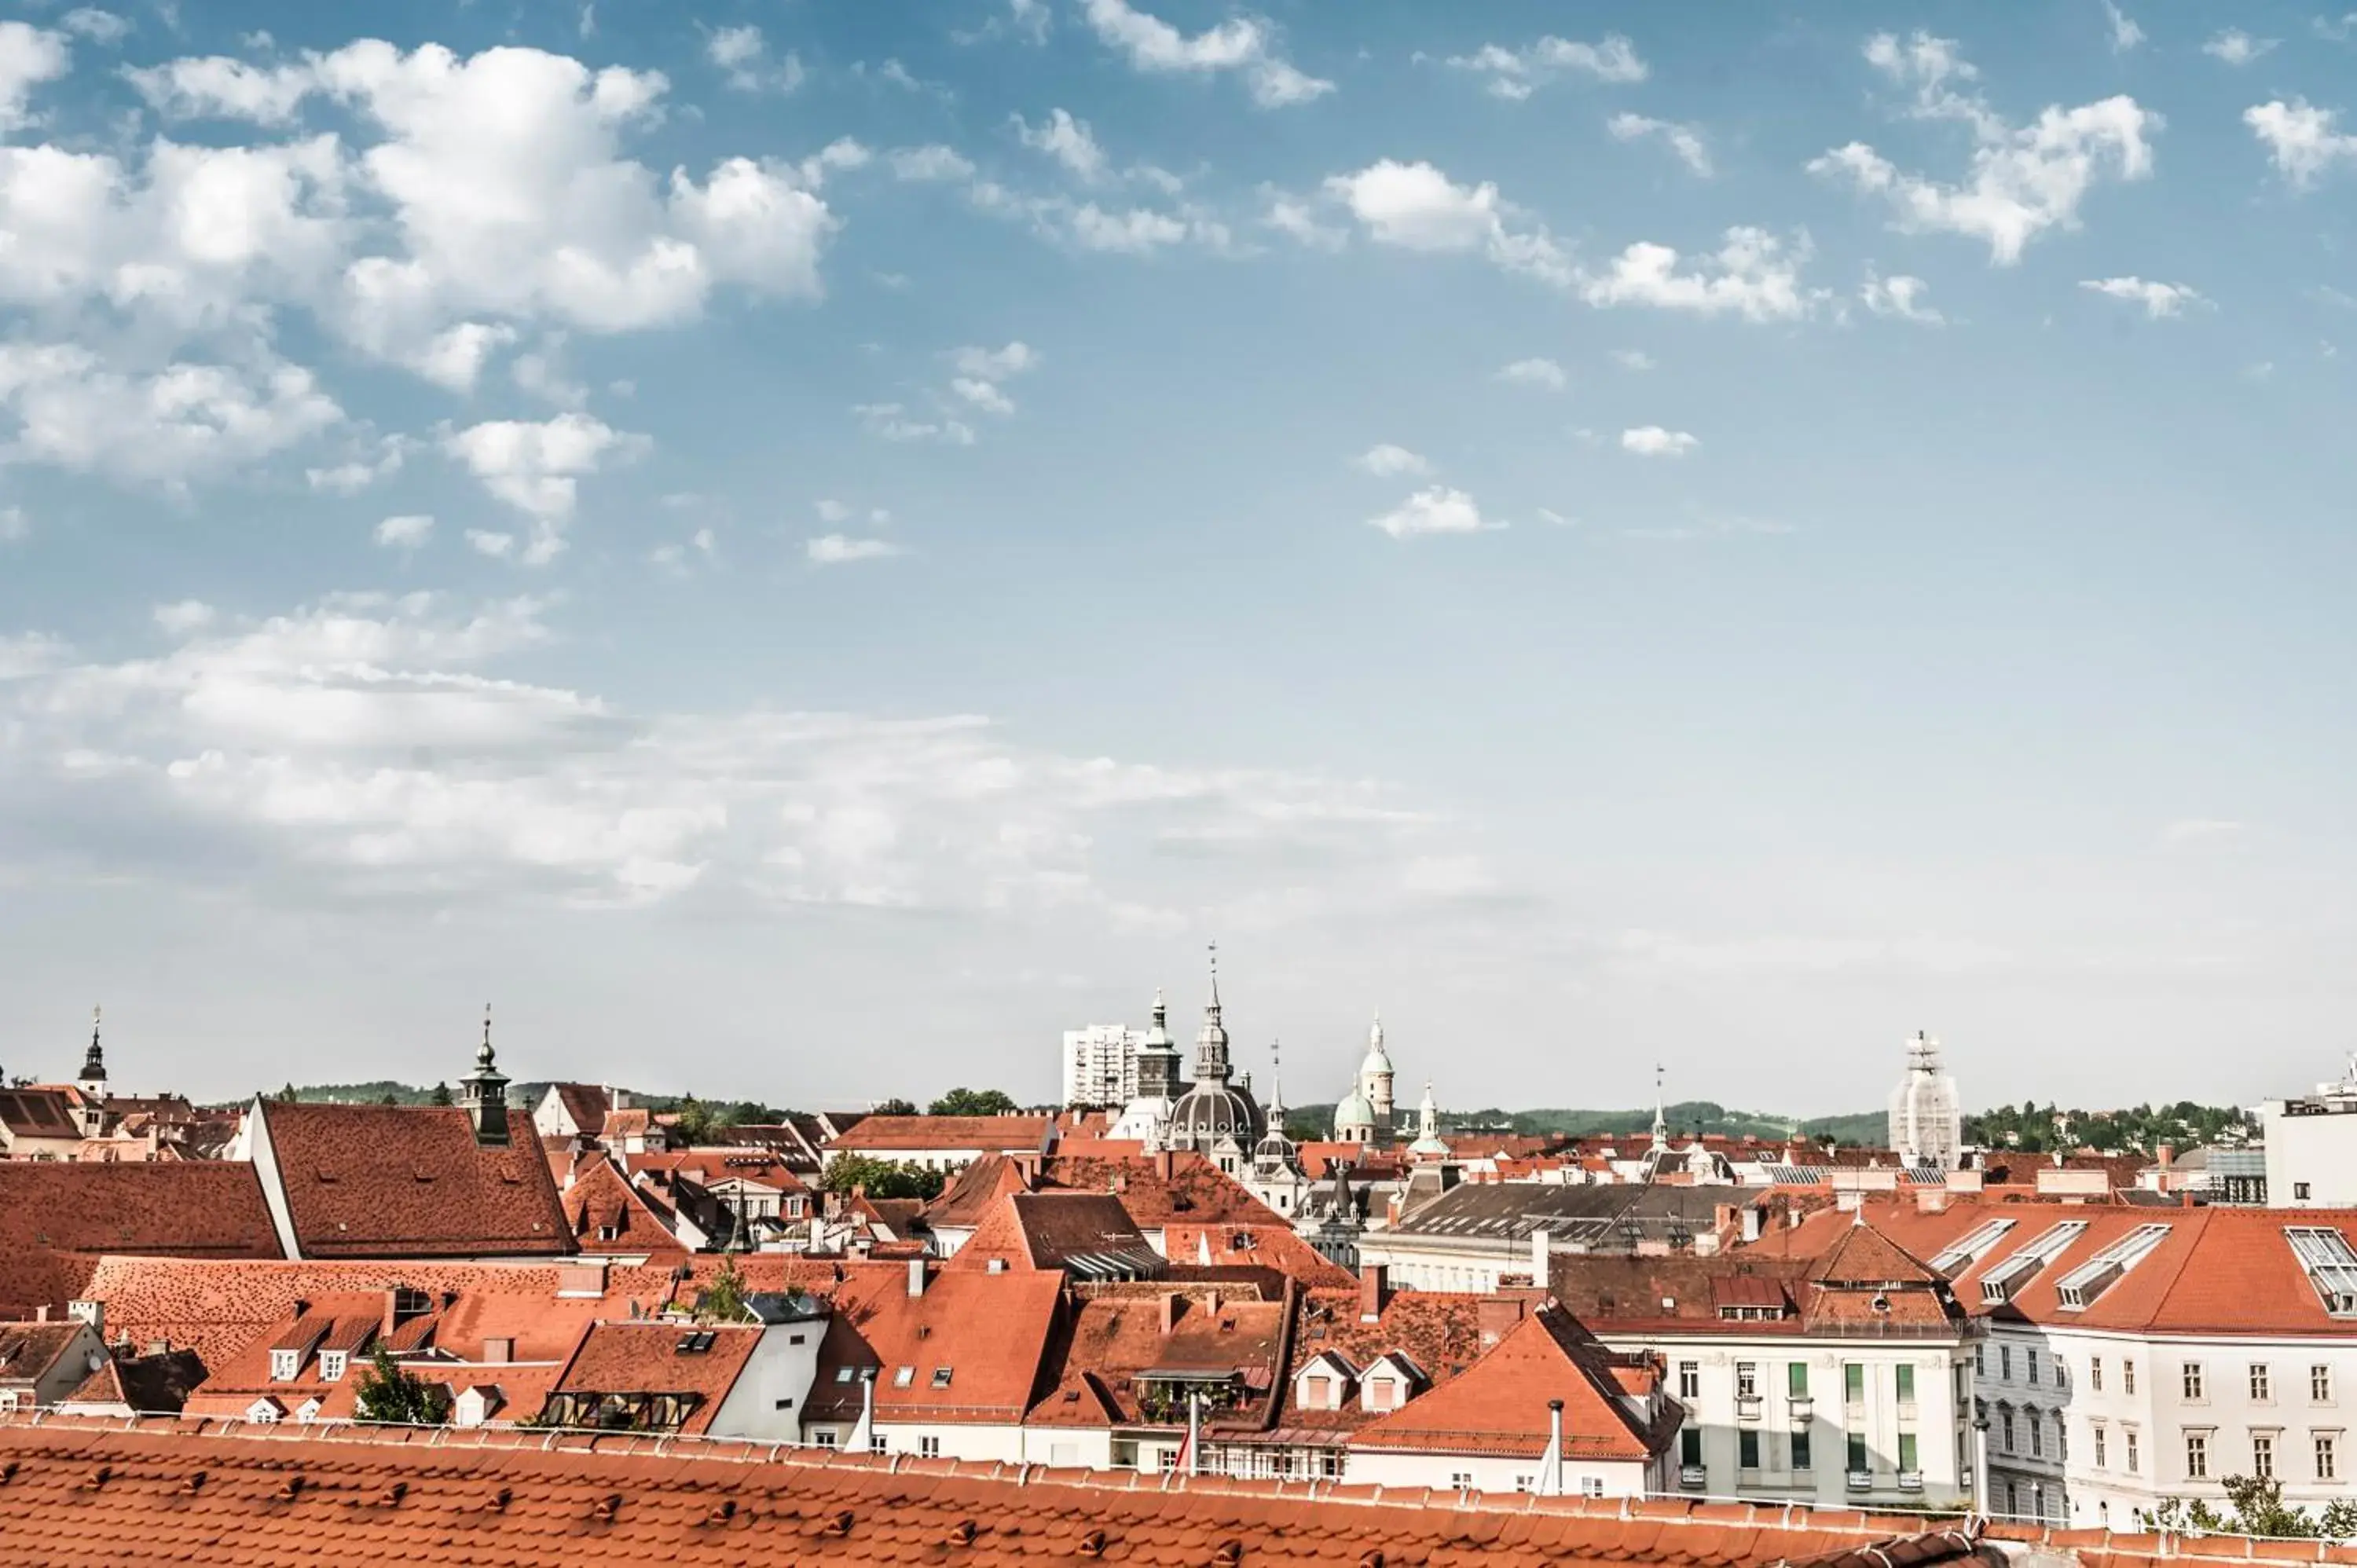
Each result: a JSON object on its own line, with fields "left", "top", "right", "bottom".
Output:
{"left": 1290, "top": 1100, "right": 1888, "bottom": 1146}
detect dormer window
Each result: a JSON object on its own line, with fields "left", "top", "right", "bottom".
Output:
{"left": 319, "top": 1350, "right": 348, "bottom": 1383}
{"left": 1364, "top": 1374, "right": 1399, "bottom": 1412}
{"left": 270, "top": 1350, "right": 302, "bottom": 1383}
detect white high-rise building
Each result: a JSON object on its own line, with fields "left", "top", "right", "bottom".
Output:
{"left": 1888, "top": 1031, "right": 1963, "bottom": 1171}
{"left": 1062, "top": 1023, "right": 1142, "bottom": 1110}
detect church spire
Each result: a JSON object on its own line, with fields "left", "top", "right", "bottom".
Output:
{"left": 1193, "top": 943, "right": 1230, "bottom": 1083}
{"left": 458, "top": 1003, "right": 511, "bottom": 1147}
{"left": 79, "top": 1005, "right": 107, "bottom": 1092}
{"left": 1650, "top": 1064, "right": 1667, "bottom": 1151}
{"left": 1266, "top": 1039, "right": 1286, "bottom": 1120}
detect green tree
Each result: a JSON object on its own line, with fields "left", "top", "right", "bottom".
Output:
{"left": 353, "top": 1346, "right": 450, "bottom": 1427}
{"left": 820, "top": 1155, "right": 945, "bottom": 1201}
{"left": 2143, "top": 1477, "right": 2357, "bottom": 1541}
{"left": 673, "top": 1094, "right": 717, "bottom": 1144}
{"left": 872, "top": 1097, "right": 918, "bottom": 1116}
{"left": 928, "top": 1087, "right": 1019, "bottom": 1117}
{"left": 429, "top": 1082, "right": 453, "bottom": 1107}
{"left": 695, "top": 1258, "right": 753, "bottom": 1324}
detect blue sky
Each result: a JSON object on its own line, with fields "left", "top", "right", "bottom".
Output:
{"left": 2, "top": 0, "right": 2355, "bottom": 1115}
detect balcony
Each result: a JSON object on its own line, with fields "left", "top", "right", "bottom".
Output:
{"left": 1898, "top": 1471, "right": 1924, "bottom": 1493}
{"left": 1680, "top": 1465, "right": 1706, "bottom": 1489}
{"left": 1736, "top": 1396, "right": 1763, "bottom": 1423}
{"left": 1846, "top": 1471, "right": 1873, "bottom": 1493}
{"left": 1787, "top": 1398, "right": 1813, "bottom": 1423}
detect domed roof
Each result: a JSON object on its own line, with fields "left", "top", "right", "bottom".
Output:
{"left": 1332, "top": 1089, "right": 1376, "bottom": 1135}
{"left": 1168, "top": 1080, "right": 1262, "bottom": 1145}
{"left": 1359, "top": 1013, "right": 1393, "bottom": 1075}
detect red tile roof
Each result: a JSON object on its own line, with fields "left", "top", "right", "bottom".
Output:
{"left": 922, "top": 1153, "right": 1031, "bottom": 1230}
{"left": 561, "top": 1158, "right": 687, "bottom": 1257}
{"left": 1164, "top": 1222, "right": 1356, "bottom": 1287}
{"left": 944, "top": 1193, "right": 1160, "bottom": 1276}
{"left": 1027, "top": 1288, "right": 1291, "bottom": 1433}
{"left": 805, "top": 1265, "right": 1063, "bottom": 1427}
{"left": 0, "top": 1416, "right": 2069, "bottom": 1568}
{"left": 828, "top": 1116, "right": 1054, "bottom": 1155}
{"left": 547, "top": 1083, "right": 613, "bottom": 1135}
{"left": 1347, "top": 1302, "right": 1676, "bottom": 1463}
{"left": 0, "top": 1321, "right": 91, "bottom": 1390}
{"left": 1035, "top": 1152, "right": 1286, "bottom": 1229}
{"left": 57, "top": 1347, "right": 205, "bottom": 1415}
{"left": 0, "top": 1162, "right": 284, "bottom": 1320}
{"left": 0, "top": 1087, "right": 78, "bottom": 1140}
{"left": 545, "top": 1322, "right": 762, "bottom": 1435}
{"left": 256, "top": 1102, "right": 572, "bottom": 1258}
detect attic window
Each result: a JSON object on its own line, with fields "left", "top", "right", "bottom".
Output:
{"left": 676, "top": 1332, "right": 717, "bottom": 1355}
{"left": 931, "top": 1368, "right": 953, "bottom": 1389}
{"left": 894, "top": 1367, "right": 915, "bottom": 1388}
{"left": 319, "top": 1351, "right": 348, "bottom": 1383}
{"left": 835, "top": 1368, "right": 856, "bottom": 1384}
{"left": 269, "top": 1350, "right": 301, "bottom": 1383}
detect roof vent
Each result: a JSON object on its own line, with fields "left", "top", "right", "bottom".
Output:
{"left": 276, "top": 1476, "right": 306, "bottom": 1502}
{"left": 1212, "top": 1544, "right": 1244, "bottom": 1568}
{"left": 705, "top": 1500, "right": 738, "bottom": 1526}
{"left": 824, "top": 1509, "right": 856, "bottom": 1537}
{"left": 946, "top": 1520, "right": 979, "bottom": 1546}
{"left": 178, "top": 1472, "right": 206, "bottom": 1496}
{"left": 376, "top": 1483, "right": 407, "bottom": 1508}
{"left": 592, "top": 1494, "right": 623, "bottom": 1523}
{"left": 484, "top": 1487, "right": 512, "bottom": 1512}
{"left": 1078, "top": 1530, "right": 1109, "bottom": 1558}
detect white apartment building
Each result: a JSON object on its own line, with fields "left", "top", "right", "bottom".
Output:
{"left": 1780, "top": 1197, "right": 2357, "bottom": 1528}
{"left": 2264, "top": 1060, "right": 2357, "bottom": 1207}
{"left": 1062, "top": 1024, "right": 1143, "bottom": 1111}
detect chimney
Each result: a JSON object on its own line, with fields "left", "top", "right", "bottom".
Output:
{"left": 1156, "top": 1149, "right": 1175, "bottom": 1181}
{"left": 1541, "top": 1399, "right": 1566, "bottom": 1497}
{"left": 1741, "top": 1206, "right": 1763, "bottom": 1244}
{"left": 382, "top": 1291, "right": 401, "bottom": 1336}
{"left": 34, "top": 1305, "right": 47, "bottom": 1323}
{"left": 1160, "top": 1292, "right": 1182, "bottom": 1336}
{"left": 66, "top": 1299, "right": 102, "bottom": 1335}
{"left": 2157, "top": 1143, "right": 2175, "bottom": 1168}
{"left": 1531, "top": 1225, "right": 1552, "bottom": 1289}
{"left": 1477, "top": 1295, "right": 1527, "bottom": 1350}
{"left": 907, "top": 1258, "right": 927, "bottom": 1298}
{"left": 1358, "top": 1264, "right": 1387, "bottom": 1324}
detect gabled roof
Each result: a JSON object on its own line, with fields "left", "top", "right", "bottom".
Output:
{"left": 805, "top": 1265, "right": 1062, "bottom": 1427}
{"left": 256, "top": 1101, "right": 572, "bottom": 1259}
{"left": 828, "top": 1116, "right": 1054, "bottom": 1155}
{"left": 1163, "top": 1221, "right": 1356, "bottom": 1287}
{"left": 0, "top": 1161, "right": 284, "bottom": 1321}
{"left": 562, "top": 1160, "right": 687, "bottom": 1257}
{"left": 0, "top": 1321, "right": 90, "bottom": 1388}
{"left": 1347, "top": 1302, "right": 1674, "bottom": 1463}
{"left": 544, "top": 1084, "right": 613, "bottom": 1136}
{"left": 0, "top": 1416, "right": 2063, "bottom": 1568}
{"left": 1025, "top": 1288, "right": 1290, "bottom": 1432}
{"left": 1034, "top": 1152, "right": 1285, "bottom": 1229}
{"left": 545, "top": 1323, "right": 761, "bottom": 1435}
{"left": 921, "top": 1153, "right": 1030, "bottom": 1231}
{"left": 0, "top": 1087, "right": 79, "bottom": 1139}
{"left": 945, "top": 1194, "right": 1162, "bottom": 1279}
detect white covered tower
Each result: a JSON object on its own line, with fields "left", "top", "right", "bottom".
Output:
{"left": 1888, "top": 1031, "right": 1963, "bottom": 1171}
{"left": 1358, "top": 1012, "right": 1395, "bottom": 1135}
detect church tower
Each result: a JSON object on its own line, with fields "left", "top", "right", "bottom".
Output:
{"left": 458, "top": 1005, "right": 512, "bottom": 1147}
{"left": 1134, "top": 988, "right": 1181, "bottom": 1101}
{"left": 1358, "top": 1013, "right": 1395, "bottom": 1137}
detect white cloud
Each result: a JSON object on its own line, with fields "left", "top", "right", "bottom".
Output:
{"left": 465, "top": 529, "right": 517, "bottom": 559}
{"left": 1610, "top": 349, "right": 1655, "bottom": 371}
{"left": 1811, "top": 32, "right": 2157, "bottom": 264}
{"left": 2323, "top": 14, "right": 2357, "bottom": 42}
{"left": 1861, "top": 270, "right": 1944, "bottom": 324}
{"left": 1607, "top": 112, "right": 1711, "bottom": 175}
{"left": 0, "top": 345, "right": 341, "bottom": 491}
{"left": 374, "top": 513, "right": 433, "bottom": 548}
{"left": 2080, "top": 276, "right": 2207, "bottom": 317}
{"left": 1445, "top": 35, "right": 1646, "bottom": 100}
{"left": 888, "top": 144, "right": 976, "bottom": 182}
{"left": 2202, "top": 29, "right": 2277, "bottom": 65}
{"left": 60, "top": 9, "right": 130, "bottom": 45}
{"left": 1354, "top": 443, "right": 1431, "bottom": 478}
{"left": 852, "top": 402, "right": 977, "bottom": 446}
{"left": 1066, "top": 203, "right": 1189, "bottom": 252}
{"left": 707, "top": 24, "right": 804, "bottom": 93}
{"left": 125, "top": 55, "right": 313, "bottom": 123}
{"left": 1013, "top": 108, "right": 1109, "bottom": 181}
{"left": 1323, "top": 159, "right": 1571, "bottom": 286}
{"left": 2102, "top": 0, "right": 2145, "bottom": 49}
{"left": 1368, "top": 485, "right": 1494, "bottom": 539}
{"left": 1577, "top": 228, "right": 1817, "bottom": 321}
{"left": 443, "top": 412, "right": 643, "bottom": 562}
{"left": 815, "top": 498, "right": 852, "bottom": 525}
{"left": 306, "top": 438, "right": 409, "bottom": 496}
{"left": 951, "top": 377, "right": 1016, "bottom": 415}
{"left": 1497, "top": 357, "right": 1567, "bottom": 390}
{"left": 409, "top": 321, "right": 517, "bottom": 392}
{"left": 1621, "top": 425, "right": 1698, "bottom": 457}
{"left": 951, "top": 343, "right": 1039, "bottom": 380}
{"left": 808, "top": 533, "right": 905, "bottom": 564}
{"left": 152, "top": 599, "right": 215, "bottom": 635}
{"left": 2245, "top": 100, "right": 2357, "bottom": 188}
{"left": 1262, "top": 190, "right": 1347, "bottom": 250}
{"left": 1080, "top": 0, "right": 1332, "bottom": 108}
{"left": 0, "top": 22, "right": 70, "bottom": 130}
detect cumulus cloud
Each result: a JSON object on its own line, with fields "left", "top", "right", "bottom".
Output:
{"left": 2102, "top": 0, "right": 2145, "bottom": 50}
{"left": 1367, "top": 485, "right": 1494, "bottom": 539}
{"left": 442, "top": 413, "right": 644, "bottom": 562}
{"left": 2080, "top": 276, "right": 2207, "bottom": 317}
{"left": 2202, "top": 29, "right": 2276, "bottom": 65}
{"left": 1577, "top": 228, "right": 1818, "bottom": 321}
{"left": 2246, "top": 100, "right": 2357, "bottom": 188}
{"left": 808, "top": 533, "right": 905, "bottom": 564}
{"left": 1611, "top": 349, "right": 1655, "bottom": 370}
{"left": 707, "top": 24, "right": 804, "bottom": 93}
{"left": 0, "top": 21, "right": 70, "bottom": 130}
{"left": 1621, "top": 425, "right": 1698, "bottom": 456}
{"left": 889, "top": 144, "right": 977, "bottom": 182}
{"left": 1445, "top": 35, "right": 1645, "bottom": 100}
{"left": 1811, "top": 31, "right": 2157, "bottom": 264}
{"left": 853, "top": 403, "right": 977, "bottom": 446}
{"left": 1607, "top": 112, "right": 1711, "bottom": 175}
{"left": 1012, "top": 108, "right": 1108, "bottom": 181}
{"left": 152, "top": 599, "right": 216, "bottom": 635}
{"left": 0, "top": 345, "right": 341, "bottom": 491}
{"left": 374, "top": 514, "right": 433, "bottom": 548}
{"left": 1080, "top": 0, "right": 1331, "bottom": 108}
{"left": 1497, "top": 357, "right": 1567, "bottom": 390}
{"left": 1354, "top": 443, "right": 1431, "bottom": 478}
{"left": 1860, "top": 270, "right": 1944, "bottom": 324}
{"left": 1323, "top": 159, "right": 1571, "bottom": 287}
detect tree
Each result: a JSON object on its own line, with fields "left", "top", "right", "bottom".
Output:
{"left": 353, "top": 1346, "right": 449, "bottom": 1427}
{"left": 929, "top": 1087, "right": 1019, "bottom": 1117}
{"left": 673, "top": 1095, "right": 718, "bottom": 1145}
{"left": 820, "top": 1155, "right": 945, "bottom": 1201}
{"left": 2143, "top": 1477, "right": 2357, "bottom": 1541}
{"left": 695, "top": 1258, "right": 753, "bottom": 1325}
{"left": 872, "top": 1097, "right": 918, "bottom": 1116}
{"left": 429, "top": 1082, "right": 453, "bottom": 1107}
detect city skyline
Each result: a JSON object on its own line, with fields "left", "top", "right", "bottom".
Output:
{"left": 3, "top": 1, "right": 2356, "bottom": 1107}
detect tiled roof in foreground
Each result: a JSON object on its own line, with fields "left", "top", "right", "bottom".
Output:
{"left": 0, "top": 1415, "right": 2132, "bottom": 1568}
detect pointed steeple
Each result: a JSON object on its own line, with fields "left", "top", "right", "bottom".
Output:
{"left": 458, "top": 1003, "right": 511, "bottom": 1147}
{"left": 1134, "top": 986, "right": 1181, "bottom": 1101}
{"left": 1266, "top": 1039, "right": 1287, "bottom": 1121}
{"left": 1193, "top": 942, "right": 1230, "bottom": 1083}
{"left": 1650, "top": 1064, "right": 1668, "bottom": 1152}
{"left": 79, "top": 1005, "right": 107, "bottom": 1095}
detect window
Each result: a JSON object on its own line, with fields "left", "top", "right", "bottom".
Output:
{"left": 2094, "top": 1426, "right": 2108, "bottom": 1468}
{"left": 2000, "top": 1346, "right": 2013, "bottom": 1380}
{"left": 319, "top": 1351, "right": 347, "bottom": 1383}
{"left": 811, "top": 1429, "right": 838, "bottom": 1449}
{"left": 1896, "top": 1365, "right": 1915, "bottom": 1405}
{"left": 834, "top": 1368, "right": 856, "bottom": 1384}
{"left": 2000, "top": 1410, "right": 2016, "bottom": 1453}
{"left": 1845, "top": 1363, "right": 1864, "bottom": 1404}
{"left": 2126, "top": 1428, "right": 2140, "bottom": 1473}
{"left": 2092, "top": 1357, "right": 2104, "bottom": 1393}
{"left": 2030, "top": 1414, "right": 2044, "bottom": 1458}
{"left": 1975, "top": 1344, "right": 1986, "bottom": 1377}
{"left": 2298, "top": 1182, "right": 2314, "bottom": 1201}
{"left": 1680, "top": 1427, "right": 1703, "bottom": 1466}
{"left": 1789, "top": 1363, "right": 1809, "bottom": 1398}
{"left": 2253, "top": 1365, "right": 2273, "bottom": 1402}
{"left": 2055, "top": 1358, "right": 2069, "bottom": 1392}
{"left": 2186, "top": 1431, "right": 2209, "bottom": 1479}
{"left": 1739, "top": 1430, "right": 1761, "bottom": 1469}
{"left": 1847, "top": 1433, "right": 1868, "bottom": 1474}
{"left": 2316, "top": 1366, "right": 2335, "bottom": 1404}
{"left": 1513, "top": 1475, "right": 1535, "bottom": 1493}
{"left": 1582, "top": 1477, "right": 1605, "bottom": 1498}
{"left": 931, "top": 1368, "right": 953, "bottom": 1389}
{"left": 2255, "top": 1433, "right": 2276, "bottom": 1479}
{"left": 2183, "top": 1363, "right": 2205, "bottom": 1401}
{"left": 2320, "top": 1434, "right": 2340, "bottom": 1481}
{"left": 893, "top": 1366, "right": 915, "bottom": 1388}
{"left": 1677, "top": 1361, "right": 1699, "bottom": 1399}
{"left": 2025, "top": 1350, "right": 2040, "bottom": 1385}
{"left": 2124, "top": 1361, "right": 2137, "bottom": 1396}
{"left": 1791, "top": 1430, "right": 1813, "bottom": 1471}
{"left": 1897, "top": 1432, "right": 1919, "bottom": 1474}
{"left": 1448, "top": 1471, "right": 1474, "bottom": 1490}
{"left": 919, "top": 1436, "right": 941, "bottom": 1459}
{"left": 1737, "top": 1362, "right": 1758, "bottom": 1398}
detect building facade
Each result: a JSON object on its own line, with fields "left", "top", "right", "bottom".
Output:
{"left": 1888, "top": 1032, "right": 1963, "bottom": 1172}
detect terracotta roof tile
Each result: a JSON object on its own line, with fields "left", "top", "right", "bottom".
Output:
{"left": 829, "top": 1116, "right": 1054, "bottom": 1155}
{"left": 544, "top": 1321, "right": 762, "bottom": 1434}
{"left": 561, "top": 1158, "right": 687, "bottom": 1256}
{"left": 0, "top": 1162, "right": 283, "bottom": 1321}
{"left": 258, "top": 1102, "right": 572, "bottom": 1258}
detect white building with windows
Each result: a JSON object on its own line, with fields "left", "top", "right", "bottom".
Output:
{"left": 1776, "top": 1197, "right": 2357, "bottom": 1529}
{"left": 1888, "top": 1032, "right": 1963, "bottom": 1171}
{"left": 2263, "top": 1059, "right": 2357, "bottom": 1208}
{"left": 1062, "top": 1024, "right": 1144, "bottom": 1111}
